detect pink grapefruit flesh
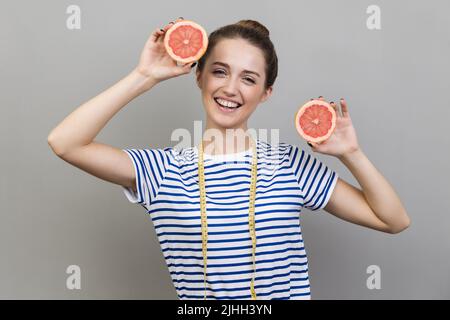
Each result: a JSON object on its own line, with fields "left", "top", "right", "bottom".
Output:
{"left": 295, "top": 99, "right": 337, "bottom": 143}
{"left": 164, "top": 20, "right": 208, "bottom": 64}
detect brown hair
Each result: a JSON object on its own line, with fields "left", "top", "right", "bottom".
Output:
{"left": 197, "top": 19, "right": 278, "bottom": 90}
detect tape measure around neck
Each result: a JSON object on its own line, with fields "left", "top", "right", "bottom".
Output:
{"left": 198, "top": 138, "right": 258, "bottom": 300}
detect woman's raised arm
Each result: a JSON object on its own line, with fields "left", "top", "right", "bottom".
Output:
{"left": 47, "top": 18, "right": 193, "bottom": 189}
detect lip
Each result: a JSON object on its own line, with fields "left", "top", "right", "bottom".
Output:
{"left": 214, "top": 98, "right": 242, "bottom": 113}
{"left": 214, "top": 96, "right": 243, "bottom": 106}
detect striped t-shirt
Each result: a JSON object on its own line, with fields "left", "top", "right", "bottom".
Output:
{"left": 121, "top": 139, "right": 338, "bottom": 300}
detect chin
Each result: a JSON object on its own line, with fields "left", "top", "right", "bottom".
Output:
{"left": 213, "top": 118, "right": 242, "bottom": 130}
{"left": 204, "top": 98, "right": 254, "bottom": 131}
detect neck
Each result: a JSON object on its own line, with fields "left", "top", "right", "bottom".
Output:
{"left": 202, "top": 120, "right": 253, "bottom": 155}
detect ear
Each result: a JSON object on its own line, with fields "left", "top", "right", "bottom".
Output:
{"left": 195, "top": 69, "right": 202, "bottom": 89}
{"left": 260, "top": 86, "right": 273, "bottom": 104}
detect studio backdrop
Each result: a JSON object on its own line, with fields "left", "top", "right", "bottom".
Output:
{"left": 1, "top": 0, "right": 449, "bottom": 299}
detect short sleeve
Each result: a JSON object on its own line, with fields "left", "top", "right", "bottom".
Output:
{"left": 121, "top": 148, "right": 171, "bottom": 209}
{"left": 287, "top": 145, "right": 339, "bottom": 211}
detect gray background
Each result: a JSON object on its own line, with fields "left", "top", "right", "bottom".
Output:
{"left": 1, "top": 0, "right": 449, "bottom": 299}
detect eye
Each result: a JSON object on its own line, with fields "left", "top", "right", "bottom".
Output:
{"left": 212, "top": 69, "right": 226, "bottom": 75}
{"left": 213, "top": 69, "right": 256, "bottom": 84}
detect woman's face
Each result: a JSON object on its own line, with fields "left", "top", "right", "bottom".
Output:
{"left": 196, "top": 38, "right": 273, "bottom": 131}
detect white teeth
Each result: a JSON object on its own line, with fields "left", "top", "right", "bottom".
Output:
{"left": 216, "top": 98, "right": 240, "bottom": 108}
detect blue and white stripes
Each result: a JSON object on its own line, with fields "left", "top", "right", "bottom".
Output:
{"left": 121, "top": 140, "right": 338, "bottom": 299}
{"left": 122, "top": 148, "right": 170, "bottom": 208}
{"left": 288, "top": 144, "right": 339, "bottom": 211}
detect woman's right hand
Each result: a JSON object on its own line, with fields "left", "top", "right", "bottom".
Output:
{"left": 134, "top": 17, "right": 196, "bottom": 84}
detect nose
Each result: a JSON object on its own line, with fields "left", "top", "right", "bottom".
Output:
{"left": 222, "top": 76, "right": 240, "bottom": 97}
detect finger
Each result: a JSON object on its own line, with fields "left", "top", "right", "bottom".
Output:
{"left": 182, "top": 61, "right": 195, "bottom": 70}
{"left": 307, "top": 141, "right": 319, "bottom": 150}
{"left": 149, "top": 27, "right": 165, "bottom": 43}
{"left": 176, "top": 61, "right": 197, "bottom": 75}
{"left": 165, "top": 17, "right": 184, "bottom": 30}
{"left": 330, "top": 101, "right": 341, "bottom": 117}
{"left": 340, "top": 98, "right": 350, "bottom": 118}
{"left": 155, "top": 21, "right": 178, "bottom": 44}
{"left": 163, "top": 21, "right": 175, "bottom": 31}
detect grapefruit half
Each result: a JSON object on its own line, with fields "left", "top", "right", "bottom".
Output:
{"left": 295, "top": 99, "right": 337, "bottom": 143}
{"left": 164, "top": 20, "right": 208, "bottom": 64}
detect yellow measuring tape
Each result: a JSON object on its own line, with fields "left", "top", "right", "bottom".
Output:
{"left": 198, "top": 138, "right": 258, "bottom": 300}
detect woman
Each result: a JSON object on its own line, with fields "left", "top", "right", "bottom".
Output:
{"left": 47, "top": 17, "right": 410, "bottom": 300}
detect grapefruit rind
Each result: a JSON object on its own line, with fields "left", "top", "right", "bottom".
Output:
{"left": 164, "top": 20, "right": 208, "bottom": 64}
{"left": 294, "top": 99, "right": 337, "bottom": 143}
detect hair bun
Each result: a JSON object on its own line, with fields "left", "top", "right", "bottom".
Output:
{"left": 235, "top": 19, "right": 270, "bottom": 38}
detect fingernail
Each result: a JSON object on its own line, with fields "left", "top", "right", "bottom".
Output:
{"left": 307, "top": 142, "right": 313, "bottom": 147}
{"left": 191, "top": 62, "right": 197, "bottom": 68}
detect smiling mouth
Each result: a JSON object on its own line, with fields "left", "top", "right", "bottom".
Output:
{"left": 214, "top": 98, "right": 243, "bottom": 112}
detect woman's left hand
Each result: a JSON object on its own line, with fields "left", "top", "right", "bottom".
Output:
{"left": 307, "top": 96, "right": 361, "bottom": 159}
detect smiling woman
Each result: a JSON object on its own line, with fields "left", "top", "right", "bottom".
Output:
{"left": 48, "top": 17, "right": 408, "bottom": 301}
{"left": 197, "top": 20, "right": 277, "bottom": 89}
{"left": 49, "top": 18, "right": 329, "bottom": 301}
{"left": 195, "top": 34, "right": 275, "bottom": 143}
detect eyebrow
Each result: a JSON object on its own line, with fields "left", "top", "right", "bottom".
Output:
{"left": 211, "top": 61, "right": 261, "bottom": 78}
